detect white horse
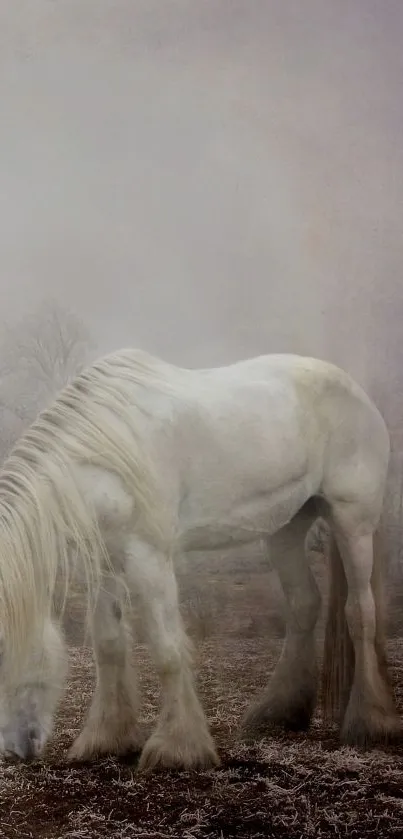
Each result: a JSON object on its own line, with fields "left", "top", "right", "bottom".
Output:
{"left": 0, "top": 349, "right": 400, "bottom": 770}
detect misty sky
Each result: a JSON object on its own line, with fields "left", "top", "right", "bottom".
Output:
{"left": 1, "top": 1, "right": 403, "bottom": 401}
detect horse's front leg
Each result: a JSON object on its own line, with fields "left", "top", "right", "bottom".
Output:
{"left": 125, "top": 538, "right": 219, "bottom": 771}
{"left": 241, "top": 512, "right": 321, "bottom": 740}
{"left": 68, "top": 574, "right": 143, "bottom": 761}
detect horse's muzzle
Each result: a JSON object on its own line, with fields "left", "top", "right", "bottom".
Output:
{"left": 1, "top": 727, "right": 43, "bottom": 762}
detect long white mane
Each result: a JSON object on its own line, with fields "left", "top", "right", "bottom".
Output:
{"left": 0, "top": 349, "right": 180, "bottom": 673}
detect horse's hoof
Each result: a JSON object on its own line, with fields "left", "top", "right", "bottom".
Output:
{"left": 137, "top": 731, "right": 220, "bottom": 772}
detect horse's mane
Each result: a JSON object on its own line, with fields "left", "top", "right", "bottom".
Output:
{"left": 0, "top": 348, "right": 182, "bottom": 673}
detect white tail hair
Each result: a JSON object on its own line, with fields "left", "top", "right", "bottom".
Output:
{"left": 0, "top": 349, "right": 177, "bottom": 678}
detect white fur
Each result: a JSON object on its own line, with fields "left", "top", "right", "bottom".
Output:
{"left": 0, "top": 349, "right": 399, "bottom": 767}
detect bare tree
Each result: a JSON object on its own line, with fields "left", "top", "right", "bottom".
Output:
{"left": 0, "top": 301, "right": 94, "bottom": 460}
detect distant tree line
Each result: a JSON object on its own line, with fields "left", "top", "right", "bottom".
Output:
{"left": 0, "top": 301, "right": 93, "bottom": 462}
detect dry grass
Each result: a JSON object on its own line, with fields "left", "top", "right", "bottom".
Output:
{"left": 2, "top": 543, "right": 403, "bottom": 838}
{"left": 1, "top": 637, "right": 403, "bottom": 838}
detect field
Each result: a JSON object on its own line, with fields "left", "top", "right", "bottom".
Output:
{"left": 1, "top": 548, "right": 403, "bottom": 839}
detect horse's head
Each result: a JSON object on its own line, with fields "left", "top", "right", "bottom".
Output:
{"left": 0, "top": 619, "right": 67, "bottom": 761}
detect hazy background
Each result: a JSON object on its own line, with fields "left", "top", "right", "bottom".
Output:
{"left": 1, "top": 1, "right": 403, "bottom": 375}
{"left": 1, "top": 1, "right": 403, "bottom": 636}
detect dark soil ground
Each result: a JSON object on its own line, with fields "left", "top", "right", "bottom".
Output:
{"left": 1, "top": 638, "right": 403, "bottom": 839}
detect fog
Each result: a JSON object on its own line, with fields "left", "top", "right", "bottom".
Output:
{"left": 1, "top": 1, "right": 403, "bottom": 670}
{"left": 1, "top": 1, "right": 402, "bottom": 400}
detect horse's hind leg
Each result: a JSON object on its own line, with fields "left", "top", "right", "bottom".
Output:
{"left": 68, "top": 575, "right": 142, "bottom": 761}
{"left": 241, "top": 511, "right": 321, "bottom": 740}
{"left": 124, "top": 537, "right": 219, "bottom": 771}
{"left": 326, "top": 502, "right": 401, "bottom": 746}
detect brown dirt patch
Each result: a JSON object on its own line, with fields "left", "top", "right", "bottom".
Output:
{"left": 1, "top": 639, "right": 403, "bottom": 838}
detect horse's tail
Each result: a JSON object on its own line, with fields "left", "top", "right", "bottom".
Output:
{"left": 322, "top": 527, "right": 389, "bottom": 722}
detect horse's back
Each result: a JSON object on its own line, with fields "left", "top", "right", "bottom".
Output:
{"left": 193, "top": 353, "right": 387, "bottom": 445}
{"left": 98, "top": 349, "right": 388, "bottom": 505}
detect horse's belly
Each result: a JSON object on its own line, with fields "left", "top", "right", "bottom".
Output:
{"left": 180, "top": 474, "right": 313, "bottom": 552}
